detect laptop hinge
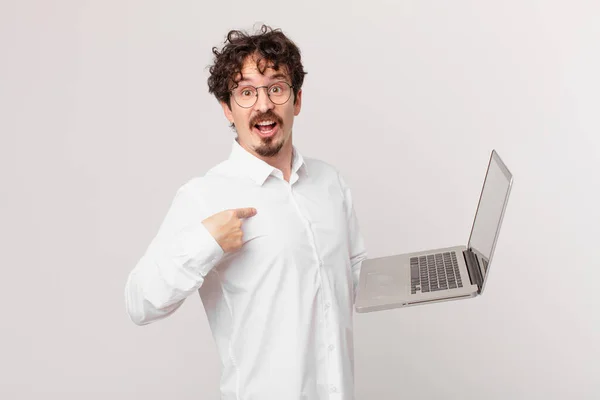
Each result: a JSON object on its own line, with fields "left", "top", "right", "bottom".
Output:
{"left": 463, "top": 249, "right": 483, "bottom": 293}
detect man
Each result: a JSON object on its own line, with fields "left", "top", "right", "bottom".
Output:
{"left": 125, "top": 25, "right": 367, "bottom": 400}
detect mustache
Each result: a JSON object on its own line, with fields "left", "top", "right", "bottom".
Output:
{"left": 249, "top": 111, "right": 283, "bottom": 128}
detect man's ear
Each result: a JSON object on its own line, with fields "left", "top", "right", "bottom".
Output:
{"left": 221, "top": 101, "right": 234, "bottom": 124}
{"left": 294, "top": 89, "right": 302, "bottom": 116}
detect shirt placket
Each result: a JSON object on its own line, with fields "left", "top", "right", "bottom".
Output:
{"left": 286, "top": 178, "right": 341, "bottom": 398}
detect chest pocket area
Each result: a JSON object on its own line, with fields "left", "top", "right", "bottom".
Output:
{"left": 309, "top": 183, "right": 348, "bottom": 243}
{"left": 240, "top": 214, "right": 272, "bottom": 246}
{"left": 214, "top": 212, "right": 280, "bottom": 288}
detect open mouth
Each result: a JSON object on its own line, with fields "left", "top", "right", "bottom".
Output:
{"left": 253, "top": 120, "right": 279, "bottom": 138}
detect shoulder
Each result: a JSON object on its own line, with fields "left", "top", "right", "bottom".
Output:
{"left": 303, "top": 156, "right": 352, "bottom": 192}
{"left": 170, "top": 159, "right": 252, "bottom": 214}
{"left": 176, "top": 159, "right": 238, "bottom": 194}
{"left": 304, "top": 156, "right": 342, "bottom": 180}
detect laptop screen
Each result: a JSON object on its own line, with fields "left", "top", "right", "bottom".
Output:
{"left": 468, "top": 151, "right": 513, "bottom": 279}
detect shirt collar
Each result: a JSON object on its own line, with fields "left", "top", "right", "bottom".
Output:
{"left": 228, "top": 139, "right": 309, "bottom": 186}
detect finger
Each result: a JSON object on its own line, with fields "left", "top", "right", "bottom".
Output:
{"left": 234, "top": 207, "right": 257, "bottom": 219}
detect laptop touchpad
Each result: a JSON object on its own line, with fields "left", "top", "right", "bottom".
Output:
{"left": 365, "top": 271, "right": 405, "bottom": 298}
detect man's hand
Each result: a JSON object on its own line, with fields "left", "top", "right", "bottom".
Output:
{"left": 201, "top": 208, "right": 258, "bottom": 252}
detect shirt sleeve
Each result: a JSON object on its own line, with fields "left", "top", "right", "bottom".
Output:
{"left": 337, "top": 171, "right": 368, "bottom": 304}
{"left": 124, "top": 181, "right": 224, "bottom": 325}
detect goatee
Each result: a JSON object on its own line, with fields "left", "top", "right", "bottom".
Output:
{"left": 255, "top": 136, "right": 284, "bottom": 157}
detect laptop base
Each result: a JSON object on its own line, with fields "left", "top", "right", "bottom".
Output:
{"left": 355, "top": 245, "right": 479, "bottom": 313}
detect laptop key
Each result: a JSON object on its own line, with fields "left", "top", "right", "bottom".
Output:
{"left": 412, "top": 251, "right": 465, "bottom": 293}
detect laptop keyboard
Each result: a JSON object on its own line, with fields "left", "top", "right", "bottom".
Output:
{"left": 410, "top": 252, "right": 462, "bottom": 294}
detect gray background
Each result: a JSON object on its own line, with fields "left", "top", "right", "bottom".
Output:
{"left": 1, "top": 0, "right": 599, "bottom": 399}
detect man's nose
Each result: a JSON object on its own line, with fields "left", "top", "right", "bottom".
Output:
{"left": 254, "top": 87, "right": 275, "bottom": 113}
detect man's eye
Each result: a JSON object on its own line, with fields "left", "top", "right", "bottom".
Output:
{"left": 241, "top": 90, "right": 253, "bottom": 97}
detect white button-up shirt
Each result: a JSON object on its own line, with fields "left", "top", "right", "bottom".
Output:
{"left": 125, "top": 139, "right": 367, "bottom": 400}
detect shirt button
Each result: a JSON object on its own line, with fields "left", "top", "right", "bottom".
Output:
{"left": 328, "top": 344, "right": 335, "bottom": 351}
{"left": 330, "top": 386, "right": 338, "bottom": 393}
{"left": 324, "top": 303, "right": 330, "bottom": 310}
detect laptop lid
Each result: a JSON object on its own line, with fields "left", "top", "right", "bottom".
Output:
{"left": 466, "top": 150, "right": 513, "bottom": 294}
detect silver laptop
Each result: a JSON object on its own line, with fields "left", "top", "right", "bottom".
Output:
{"left": 355, "top": 150, "right": 513, "bottom": 313}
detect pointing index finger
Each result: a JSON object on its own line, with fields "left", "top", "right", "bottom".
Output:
{"left": 235, "top": 207, "right": 257, "bottom": 219}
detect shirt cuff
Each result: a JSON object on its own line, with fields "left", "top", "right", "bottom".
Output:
{"left": 177, "top": 222, "right": 225, "bottom": 277}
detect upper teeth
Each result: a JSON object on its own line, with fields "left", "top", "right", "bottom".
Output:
{"left": 257, "top": 121, "right": 274, "bottom": 126}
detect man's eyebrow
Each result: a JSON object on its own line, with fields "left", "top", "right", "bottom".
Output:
{"left": 269, "top": 73, "right": 289, "bottom": 81}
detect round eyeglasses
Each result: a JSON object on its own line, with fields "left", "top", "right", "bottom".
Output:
{"left": 230, "top": 81, "right": 294, "bottom": 108}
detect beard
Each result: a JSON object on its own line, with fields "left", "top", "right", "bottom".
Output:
{"left": 254, "top": 134, "right": 285, "bottom": 157}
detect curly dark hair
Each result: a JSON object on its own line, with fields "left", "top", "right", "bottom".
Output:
{"left": 207, "top": 24, "right": 307, "bottom": 109}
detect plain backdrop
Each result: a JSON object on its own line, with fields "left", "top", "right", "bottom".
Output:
{"left": 1, "top": 1, "right": 599, "bottom": 399}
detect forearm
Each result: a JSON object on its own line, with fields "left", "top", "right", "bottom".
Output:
{"left": 124, "top": 223, "right": 223, "bottom": 325}
{"left": 124, "top": 181, "right": 224, "bottom": 325}
{"left": 124, "top": 264, "right": 188, "bottom": 326}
